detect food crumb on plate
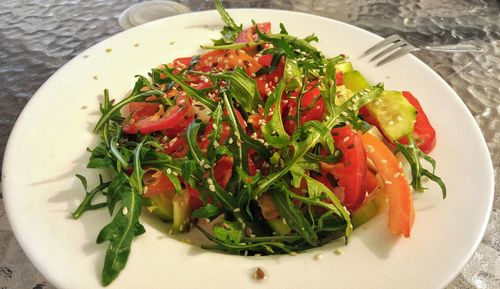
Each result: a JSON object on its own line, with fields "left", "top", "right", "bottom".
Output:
{"left": 253, "top": 267, "right": 266, "bottom": 280}
{"left": 314, "top": 254, "right": 323, "bottom": 260}
{"left": 105, "top": 48, "right": 113, "bottom": 53}
{"left": 334, "top": 248, "right": 343, "bottom": 255}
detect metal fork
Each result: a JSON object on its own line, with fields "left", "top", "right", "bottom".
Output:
{"left": 364, "top": 34, "right": 483, "bottom": 66}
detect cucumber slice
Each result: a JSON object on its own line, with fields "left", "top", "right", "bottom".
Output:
{"left": 172, "top": 190, "right": 191, "bottom": 232}
{"left": 335, "top": 61, "right": 353, "bottom": 73}
{"left": 366, "top": 90, "right": 417, "bottom": 141}
{"left": 147, "top": 194, "right": 173, "bottom": 221}
{"left": 343, "top": 70, "right": 370, "bottom": 92}
{"left": 268, "top": 217, "right": 291, "bottom": 235}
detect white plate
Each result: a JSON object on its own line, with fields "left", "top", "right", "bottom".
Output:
{"left": 3, "top": 9, "right": 494, "bottom": 289}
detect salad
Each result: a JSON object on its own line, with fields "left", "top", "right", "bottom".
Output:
{"left": 73, "top": 0, "right": 446, "bottom": 286}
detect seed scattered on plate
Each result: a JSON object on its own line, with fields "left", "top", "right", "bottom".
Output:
{"left": 334, "top": 248, "right": 342, "bottom": 255}
{"left": 105, "top": 48, "right": 113, "bottom": 53}
{"left": 253, "top": 267, "right": 266, "bottom": 280}
{"left": 314, "top": 254, "right": 323, "bottom": 260}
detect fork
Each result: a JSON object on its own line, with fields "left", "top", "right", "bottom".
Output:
{"left": 363, "top": 34, "right": 483, "bottom": 66}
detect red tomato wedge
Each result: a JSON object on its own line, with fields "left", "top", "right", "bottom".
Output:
{"left": 123, "top": 94, "right": 191, "bottom": 135}
{"left": 235, "top": 22, "right": 271, "bottom": 43}
{"left": 143, "top": 170, "right": 175, "bottom": 198}
{"left": 399, "top": 91, "right": 436, "bottom": 154}
{"left": 213, "top": 155, "right": 234, "bottom": 189}
{"left": 361, "top": 133, "right": 414, "bottom": 237}
{"left": 321, "top": 126, "right": 367, "bottom": 210}
{"left": 195, "top": 49, "right": 262, "bottom": 75}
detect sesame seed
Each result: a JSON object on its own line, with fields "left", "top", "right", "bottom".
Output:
{"left": 199, "top": 159, "right": 205, "bottom": 166}
{"left": 172, "top": 171, "right": 178, "bottom": 176}
{"left": 394, "top": 172, "right": 401, "bottom": 178}
{"left": 380, "top": 159, "right": 387, "bottom": 164}
{"left": 388, "top": 120, "right": 394, "bottom": 126}
{"left": 343, "top": 136, "right": 350, "bottom": 143}
{"left": 385, "top": 180, "right": 393, "bottom": 185}
{"left": 233, "top": 208, "right": 241, "bottom": 213}
{"left": 166, "top": 168, "right": 172, "bottom": 174}
{"left": 282, "top": 218, "right": 287, "bottom": 225}
{"left": 203, "top": 164, "right": 211, "bottom": 169}
{"left": 334, "top": 248, "right": 342, "bottom": 255}
{"left": 399, "top": 162, "right": 403, "bottom": 168}
{"left": 122, "top": 207, "right": 128, "bottom": 215}
{"left": 212, "top": 123, "right": 217, "bottom": 130}
{"left": 207, "top": 178, "right": 213, "bottom": 185}
{"left": 314, "top": 254, "right": 323, "bottom": 260}
{"left": 209, "top": 184, "right": 216, "bottom": 192}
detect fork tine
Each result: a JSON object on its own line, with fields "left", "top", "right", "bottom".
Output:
{"left": 377, "top": 45, "right": 417, "bottom": 66}
{"left": 363, "top": 34, "right": 401, "bottom": 55}
{"left": 370, "top": 41, "right": 406, "bottom": 61}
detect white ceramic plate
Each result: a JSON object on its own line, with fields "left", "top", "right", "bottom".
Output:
{"left": 3, "top": 9, "right": 494, "bottom": 289}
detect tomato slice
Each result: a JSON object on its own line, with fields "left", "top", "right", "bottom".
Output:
{"left": 235, "top": 22, "right": 271, "bottom": 43}
{"left": 195, "top": 49, "right": 262, "bottom": 75}
{"left": 361, "top": 133, "right": 414, "bottom": 237}
{"left": 213, "top": 155, "right": 233, "bottom": 189}
{"left": 143, "top": 170, "right": 175, "bottom": 198}
{"left": 399, "top": 91, "right": 436, "bottom": 154}
{"left": 320, "top": 126, "right": 367, "bottom": 210}
{"left": 123, "top": 93, "right": 191, "bottom": 135}
{"left": 164, "top": 136, "right": 189, "bottom": 158}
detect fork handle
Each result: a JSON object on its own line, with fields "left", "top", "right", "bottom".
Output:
{"left": 422, "top": 44, "right": 483, "bottom": 53}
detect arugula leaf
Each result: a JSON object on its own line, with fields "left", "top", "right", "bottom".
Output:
{"left": 396, "top": 136, "right": 447, "bottom": 198}
{"left": 212, "top": 0, "right": 243, "bottom": 45}
{"left": 225, "top": 67, "right": 262, "bottom": 113}
{"left": 262, "top": 80, "right": 290, "bottom": 148}
{"left": 96, "top": 182, "right": 144, "bottom": 286}
{"left": 71, "top": 175, "right": 109, "bottom": 219}
{"left": 191, "top": 204, "right": 220, "bottom": 219}
{"left": 270, "top": 185, "right": 318, "bottom": 245}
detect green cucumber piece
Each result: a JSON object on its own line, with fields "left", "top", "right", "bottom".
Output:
{"left": 172, "top": 191, "right": 191, "bottom": 232}
{"left": 351, "top": 187, "right": 386, "bottom": 228}
{"left": 366, "top": 90, "right": 417, "bottom": 141}
{"left": 268, "top": 217, "right": 291, "bottom": 235}
{"left": 343, "top": 70, "right": 370, "bottom": 92}
{"left": 335, "top": 61, "right": 353, "bottom": 73}
{"left": 146, "top": 194, "right": 173, "bottom": 221}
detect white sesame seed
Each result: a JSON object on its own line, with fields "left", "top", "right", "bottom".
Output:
{"left": 380, "top": 159, "right": 387, "bottom": 164}
{"left": 388, "top": 120, "right": 395, "bottom": 126}
{"left": 282, "top": 218, "right": 287, "bottom": 225}
{"left": 199, "top": 159, "right": 205, "bottom": 166}
{"left": 166, "top": 168, "right": 172, "bottom": 174}
{"left": 394, "top": 172, "right": 401, "bottom": 178}
{"left": 343, "top": 136, "right": 350, "bottom": 143}
{"left": 334, "top": 248, "right": 342, "bottom": 255}
{"left": 122, "top": 207, "right": 128, "bottom": 215}
{"left": 212, "top": 123, "right": 217, "bottom": 130}
{"left": 233, "top": 208, "right": 241, "bottom": 213}
{"left": 209, "top": 184, "right": 216, "bottom": 192}
{"left": 203, "top": 164, "right": 211, "bottom": 169}
{"left": 207, "top": 178, "right": 213, "bottom": 185}
{"left": 228, "top": 137, "right": 233, "bottom": 144}
{"left": 384, "top": 180, "right": 393, "bottom": 185}
{"left": 314, "top": 254, "right": 323, "bottom": 260}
